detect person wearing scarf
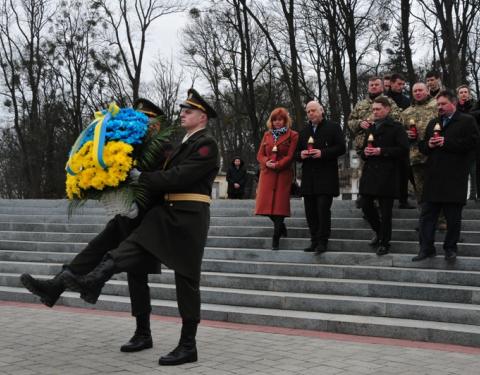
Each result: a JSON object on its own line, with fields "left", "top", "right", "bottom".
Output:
{"left": 255, "top": 107, "right": 299, "bottom": 250}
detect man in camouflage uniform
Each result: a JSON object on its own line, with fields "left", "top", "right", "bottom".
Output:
{"left": 400, "top": 82, "right": 437, "bottom": 203}
{"left": 348, "top": 77, "right": 402, "bottom": 152}
{"left": 348, "top": 77, "right": 401, "bottom": 206}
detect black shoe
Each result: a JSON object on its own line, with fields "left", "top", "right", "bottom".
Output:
{"left": 315, "top": 243, "right": 327, "bottom": 254}
{"left": 304, "top": 243, "right": 317, "bottom": 252}
{"left": 412, "top": 251, "right": 436, "bottom": 261}
{"left": 63, "top": 256, "right": 115, "bottom": 304}
{"left": 444, "top": 250, "right": 457, "bottom": 261}
{"left": 369, "top": 235, "right": 380, "bottom": 247}
{"left": 376, "top": 245, "right": 389, "bottom": 256}
{"left": 20, "top": 272, "right": 66, "bottom": 308}
{"left": 120, "top": 333, "right": 153, "bottom": 352}
{"left": 399, "top": 202, "right": 415, "bottom": 209}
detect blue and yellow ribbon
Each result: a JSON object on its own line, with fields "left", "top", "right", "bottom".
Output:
{"left": 66, "top": 102, "right": 120, "bottom": 175}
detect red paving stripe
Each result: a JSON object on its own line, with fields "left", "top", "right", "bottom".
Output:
{"left": 2, "top": 300, "right": 480, "bottom": 355}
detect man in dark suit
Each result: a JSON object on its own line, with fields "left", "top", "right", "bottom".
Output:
{"left": 359, "top": 97, "right": 409, "bottom": 255}
{"left": 297, "top": 101, "right": 346, "bottom": 254}
{"left": 413, "top": 90, "right": 479, "bottom": 262}
{"left": 21, "top": 98, "right": 169, "bottom": 353}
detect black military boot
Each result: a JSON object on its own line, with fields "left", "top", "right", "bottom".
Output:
{"left": 121, "top": 313, "right": 153, "bottom": 352}
{"left": 158, "top": 321, "right": 198, "bottom": 366}
{"left": 20, "top": 271, "right": 67, "bottom": 308}
{"left": 63, "top": 255, "right": 116, "bottom": 304}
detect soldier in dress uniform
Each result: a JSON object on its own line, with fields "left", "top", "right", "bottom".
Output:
{"left": 25, "top": 89, "right": 220, "bottom": 367}
{"left": 21, "top": 98, "right": 170, "bottom": 353}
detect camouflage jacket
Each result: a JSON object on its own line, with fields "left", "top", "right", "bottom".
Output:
{"left": 399, "top": 97, "right": 438, "bottom": 165}
{"left": 347, "top": 95, "right": 401, "bottom": 150}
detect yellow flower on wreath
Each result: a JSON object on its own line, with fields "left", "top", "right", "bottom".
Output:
{"left": 66, "top": 141, "right": 134, "bottom": 199}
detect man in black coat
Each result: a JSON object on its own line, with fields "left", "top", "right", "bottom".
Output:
{"left": 297, "top": 101, "right": 346, "bottom": 254}
{"left": 21, "top": 98, "right": 169, "bottom": 353}
{"left": 413, "top": 90, "right": 479, "bottom": 262}
{"left": 359, "top": 97, "right": 409, "bottom": 255}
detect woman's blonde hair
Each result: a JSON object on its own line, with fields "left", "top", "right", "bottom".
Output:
{"left": 266, "top": 107, "right": 292, "bottom": 129}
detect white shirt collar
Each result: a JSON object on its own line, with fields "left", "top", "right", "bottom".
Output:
{"left": 182, "top": 127, "right": 206, "bottom": 144}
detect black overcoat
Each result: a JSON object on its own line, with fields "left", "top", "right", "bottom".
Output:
{"left": 226, "top": 163, "right": 247, "bottom": 197}
{"left": 296, "top": 120, "right": 346, "bottom": 196}
{"left": 359, "top": 117, "right": 409, "bottom": 198}
{"left": 128, "top": 128, "right": 219, "bottom": 281}
{"left": 419, "top": 112, "right": 478, "bottom": 204}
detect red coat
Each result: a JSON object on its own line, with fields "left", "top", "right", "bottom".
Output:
{"left": 255, "top": 128, "right": 299, "bottom": 217}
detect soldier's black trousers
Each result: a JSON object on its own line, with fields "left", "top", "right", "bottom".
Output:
{"left": 362, "top": 196, "right": 394, "bottom": 246}
{"left": 109, "top": 240, "right": 201, "bottom": 323}
{"left": 67, "top": 215, "right": 151, "bottom": 317}
{"left": 303, "top": 194, "right": 333, "bottom": 245}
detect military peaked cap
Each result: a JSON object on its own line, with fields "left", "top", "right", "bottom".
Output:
{"left": 180, "top": 88, "right": 217, "bottom": 118}
{"left": 133, "top": 98, "right": 164, "bottom": 118}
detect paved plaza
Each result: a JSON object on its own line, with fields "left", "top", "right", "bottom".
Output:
{"left": 1, "top": 301, "right": 479, "bottom": 375}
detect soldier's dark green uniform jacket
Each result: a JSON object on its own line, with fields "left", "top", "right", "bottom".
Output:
{"left": 128, "top": 128, "right": 219, "bottom": 281}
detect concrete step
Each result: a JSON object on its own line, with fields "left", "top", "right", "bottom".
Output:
{"left": 2, "top": 218, "right": 480, "bottom": 231}
{"left": 205, "top": 247, "right": 480, "bottom": 272}
{"left": 3, "top": 198, "right": 480, "bottom": 209}
{"left": 2, "top": 242, "right": 480, "bottom": 271}
{"left": 3, "top": 253, "right": 480, "bottom": 287}
{"left": 3, "top": 261, "right": 480, "bottom": 305}
{"left": 3, "top": 205, "right": 480, "bottom": 219}
{"left": 4, "top": 272, "right": 480, "bottom": 326}
{"left": 1, "top": 237, "right": 480, "bottom": 256}
{"left": 3, "top": 227, "right": 480, "bottom": 243}
{"left": 1, "top": 285, "right": 480, "bottom": 347}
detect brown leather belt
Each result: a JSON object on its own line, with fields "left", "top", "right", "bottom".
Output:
{"left": 164, "top": 193, "right": 211, "bottom": 204}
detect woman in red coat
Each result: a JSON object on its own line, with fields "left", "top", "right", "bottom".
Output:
{"left": 255, "top": 107, "right": 299, "bottom": 250}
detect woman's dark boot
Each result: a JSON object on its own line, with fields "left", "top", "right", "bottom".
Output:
{"left": 271, "top": 218, "right": 282, "bottom": 250}
{"left": 280, "top": 222, "right": 288, "bottom": 237}
{"left": 20, "top": 271, "right": 67, "bottom": 308}
{"left": 159, "top": 321, "right": 198, "bottom": 366}
{"left": 63, "top": 255, "right": 116, "bottom": 304}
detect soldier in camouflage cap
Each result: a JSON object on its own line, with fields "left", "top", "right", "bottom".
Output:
{"left": 400, "top": 82, "right": 437, "bottom": 203}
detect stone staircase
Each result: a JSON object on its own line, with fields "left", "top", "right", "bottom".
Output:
{"left": 1, "top": 198, "right": 480, "bottom": 347}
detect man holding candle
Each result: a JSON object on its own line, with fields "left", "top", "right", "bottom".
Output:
{"left": 413, "top": 91, "right": 479, "bottom": 262}
{"left": 296, "top": 101, "right": 346, "bottom": 254}
{"left": 359, "top": 97, "right": 409, "bottom": 255}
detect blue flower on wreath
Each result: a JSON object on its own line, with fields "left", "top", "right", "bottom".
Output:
{"left": 79, "top": 108, "right": 149, "bottom": 148}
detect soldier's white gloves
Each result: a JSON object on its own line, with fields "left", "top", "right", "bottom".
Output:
{"left": 123, "top": 201, "right": 139, "bottom": 219}
{"left": 129, "top": 168, "right": 141, "bottom": 183}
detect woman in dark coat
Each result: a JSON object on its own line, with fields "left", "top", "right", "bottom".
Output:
{"left": 226, "top": 157, "right": 247, "bottom": 199}
{"left": 255, "top": 107, "right": 299, "bottom": 250}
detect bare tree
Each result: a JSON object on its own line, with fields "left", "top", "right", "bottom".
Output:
{"left": 414, "top": 0, "right": 480, "bottom": 88}
{"left": 92, "top": 0, "right": 188, "bottom": 101}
